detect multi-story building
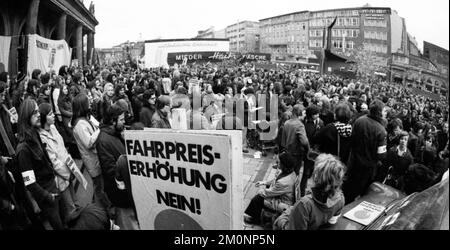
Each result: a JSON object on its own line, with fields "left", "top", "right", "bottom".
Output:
{"left": 423, "top": 41, "right": 449, "bottom": 93}
{"left": 259, "top": 11, "right": 310, "bottom": 61}
{"left": 97, "top": 40, "right": 145, "bottom": 65}
{"left": 0, "top": 0, "right": 98, "bottom": 74}
{"left": 307, "top": 6, "right": 393, "bottom": 70}
{"left": 390, "top": 39, "right": 449, "bottom": 96}
{"left": 225, "top": 21, "right": 259, "bottom": 53}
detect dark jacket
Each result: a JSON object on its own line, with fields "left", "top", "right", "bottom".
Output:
{"left": 0, "top": 161, "right": 32, "bottom": 230}
{"left": 280, "top": 118, "right": 309, "bottom": 157}
{"left": 382, "top": 147, "right": 414, "bottom": 191}
{"left": 316, "top": 122, "right": 352, "bottom": 164}
{"left": 139, "top": 105, "right": 155, "bottom": 128}
{"left": 16, "top": 133, "right": 57, "bottom": 208}
{"left": 96, "top": 126, "right": 131, "bottom": 208}
{"left": 58, "top": 95, "right": 73, "bottom": 129}
{"left": 344, "top": 115, "right": 387, "bottom": 203}
{"left": 349, "top": 115, "right": 387, "bottom": 172}
{"left": 151, "top": 110, "right": 171, "bottom": 129}
{"left": 304, "top": 118, "right": 323, "bottom": 147}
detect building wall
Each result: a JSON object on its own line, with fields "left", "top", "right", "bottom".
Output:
{"left": 259, "top": 7, "right": 392, "bottom": 65}
{"left": 226, "top": 21, "right": 259, "bottom": 53}
{"left": 0, "top": 0, "right": 98, "bottom": 75}
{"left": 259, "top": 12, "right": 310, "bottom": 61}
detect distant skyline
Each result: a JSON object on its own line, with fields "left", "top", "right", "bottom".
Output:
{"left": 86, "top": 0, "right": 449, "bottom": 51}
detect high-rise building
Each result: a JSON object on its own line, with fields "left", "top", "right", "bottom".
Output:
{"left": 225, "top": 21, "right": 259, "bottom": 53}
{"left": 259, "top": 11, "right": 310, "bottom": 61}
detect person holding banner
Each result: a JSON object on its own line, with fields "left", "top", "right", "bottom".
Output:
{"left": 38, "top": 103, "right": 78, "bottom": 226}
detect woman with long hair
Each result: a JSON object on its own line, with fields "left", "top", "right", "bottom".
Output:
{"left": 38, "top": 103, "right": 77, "bottom": 225}
{"left": 71, "top": 94, "right": 110, "bottom": 210}
{"left": 16, "top": 98, "right": 64, "bottom": 229}
{"left": 274, "top": 154, "right": 346, "bottom": 230}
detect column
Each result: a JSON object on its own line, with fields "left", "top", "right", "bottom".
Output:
{"left": 86, "top": 32, "right": 94, "bottom": 65}
{"left": 25, "top": 0, "right": 40, "bottom": 34}
{"left": 75, "top": 24, "right": 83, "bottom": 67}
{"left": 57, "top": 13, "right": 67, "bottom": 40}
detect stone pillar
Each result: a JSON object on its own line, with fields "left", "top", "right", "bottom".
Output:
{"left": 86, "top": 32, "right": 94, "bottom": 65}
{"left": 75, "top": 24, "right": 83, "bottom": 67}
{"left": 57, "top": 13, "right": 67, "bottom": 40}
{"left": 25, "top": 0, "right": 40, "bottom": 35}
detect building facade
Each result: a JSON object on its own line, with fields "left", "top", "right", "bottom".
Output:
{"left": 259, "top": 11, "right": 310, "bottom": 61}
{"left": 390, "top": 39, "right": 449, "bottom": 96}
{"left": 225, "top": 21, "right": 259, "bottom": 53}
{"left": 0, "top": 0, "right": 98, "bottom": 75}
{"left": 97, "top": 40, "right": 145, "bottom": 66}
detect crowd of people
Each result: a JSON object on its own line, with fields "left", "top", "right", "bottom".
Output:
{"left": 0, "top": 60, "right": 448, "bottom": 230}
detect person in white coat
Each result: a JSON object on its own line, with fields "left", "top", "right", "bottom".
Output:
{"left": 38, "top": 103, "right": 77, "bottom": 224}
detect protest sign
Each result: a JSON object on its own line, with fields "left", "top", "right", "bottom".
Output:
{"left": 8, "top": 107, "right": 18, "bottom": 124}
{"left": 65, "top": 156, "right": 88, "bottom": 190}
{"left": 125, "top": 129, "right": 243, "bottom": 230}
{"left": 27, "top": 34, "right": 71, "bottom": 76}
{"left": 171, "top": 108, "right": 187, "bottom": 130}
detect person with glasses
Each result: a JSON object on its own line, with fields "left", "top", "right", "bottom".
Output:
{"left": 16, "top": 98, "right": 64, "bottom": 230}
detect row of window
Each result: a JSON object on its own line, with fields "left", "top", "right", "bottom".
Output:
{"left": 331, "top": 40, "right": 355, "bottom": 49}
{"left": 311, "top": 10, "right": 360, "bottom": 18}
{"left": 364, "top": 31, "right": 387, "bottom": 40}
{"left": 332, "top": 29, "right": 360, "bottom": 38}
{"left": 287, "top": 47, "right": 308, "bottom": 54}
{"left": 364, "top": 43, "right": 388, "bottom": 53}
{"left": 309, "top": 40, "right": 323, "bottom": 48}
{"left": 261, "top": 22, "right": 307, "bottom": 33}
{"left": 310, "top": 17, "right": 360, "bottom": 27}
{"left": 364, "top": 19, "right": 387, "bottom": 27}
{"left": 309, "top": 29, "right": 359, "bottom": 38}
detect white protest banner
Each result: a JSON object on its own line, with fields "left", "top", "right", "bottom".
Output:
{"left": 27, "top": 34, "right": 71, "bottom": 76}
{"left": 0, "top": 36, "right": 11, "bottom": 72}
{"left": 125, "top": 129, "right": 243, "bottom": 230}
{"left": 171, "top": 108, "right": 187, "bottom": 130}
{"left": 8, "top": 107, "right": 18, "bottom": 124}
{"left": 65, "top": 156, "right": 88, "bottom": 190}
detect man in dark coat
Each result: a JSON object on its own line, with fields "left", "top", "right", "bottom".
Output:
{"left": 280, "top": 104, "right": 309, "bottom": 175}
{"left": 96, "top": 104, "right": 130, "bottom": 209}
{"left": 343, "top": 100, "right": 387, "bottom": 204}
{"left": 96, "top": 104, "right": 138, "bottom": 229}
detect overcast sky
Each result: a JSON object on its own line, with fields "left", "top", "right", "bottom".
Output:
{"left": 88, "top": 0, "right": 449, "bottom": 51}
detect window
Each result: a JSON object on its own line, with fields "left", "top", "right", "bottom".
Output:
{"left": 346, "top": 41, "right": 354, "bottom": 49}
{"left": 309, "top": 40, "right": 323, "bottom": 48}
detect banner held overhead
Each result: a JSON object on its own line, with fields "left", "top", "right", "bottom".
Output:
{"left": 27, "top": 34, "right": 71, "bottom": 76}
